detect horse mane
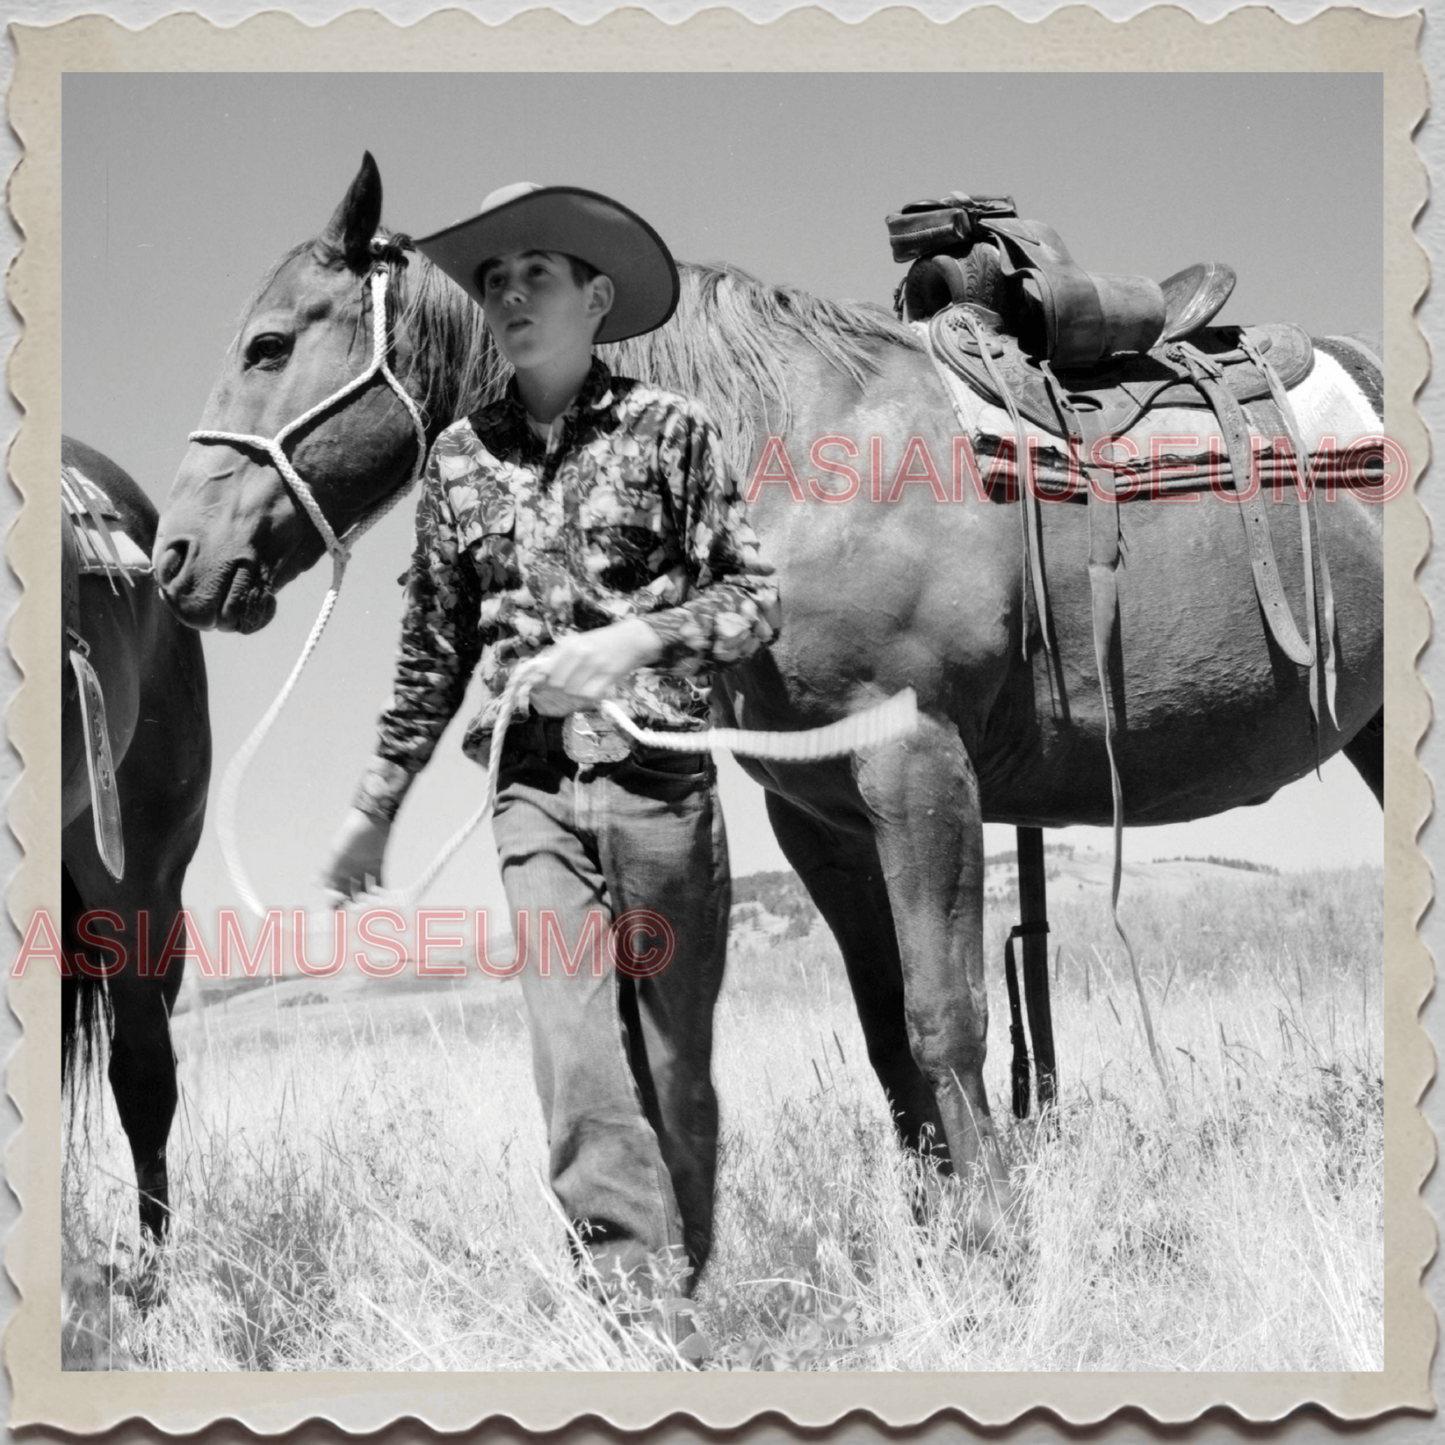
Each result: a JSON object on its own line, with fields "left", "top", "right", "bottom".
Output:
{"left": 390, "top": 244, "right": 921, "bottom": 464}
{"left": 390, "top": 241, "right": 508, "bottom": 431}
{"left": 609, "top": 263, "right": 921, "bottom": 464}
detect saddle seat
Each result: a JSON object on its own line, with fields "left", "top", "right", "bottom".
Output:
{"left": 928, "top": 305, "right": 1316, "bottom": 451}
{"left": 924, "top": 299, "right": 1332, "bottom": 687}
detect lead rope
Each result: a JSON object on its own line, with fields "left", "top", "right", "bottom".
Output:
{"left": 191, "top": 259, "right": 431, "bottom": 919}
{"left": 358, "top": 676, "right": 921, "bottom": 912}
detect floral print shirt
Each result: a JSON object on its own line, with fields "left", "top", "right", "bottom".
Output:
{"left": 355, "top": 359, "right": 778, "bottom": 822}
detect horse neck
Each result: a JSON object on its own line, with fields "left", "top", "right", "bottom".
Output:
{"left": 609, "top": 264, "right": 919, "bottom": 470}
{"left": 392, "top": 252, "right": 507, "bottom": 442}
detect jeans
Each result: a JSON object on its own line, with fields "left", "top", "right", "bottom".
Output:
{"left": 490, "top": 722, "right": 730, "bottom": 1281}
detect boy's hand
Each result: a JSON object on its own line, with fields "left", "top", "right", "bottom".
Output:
{"left": 529, "top": 618, "right": 664, "bottom": 716}
{"left": 319, "top": 808, "right": 393, "bottom": 903}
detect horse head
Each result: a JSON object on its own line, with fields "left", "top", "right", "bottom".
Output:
{"left": 154, "top": 154, "right": 444, "bottom": 632}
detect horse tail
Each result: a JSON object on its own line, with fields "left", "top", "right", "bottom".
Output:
{"left": 61, "top": 865, "right": 112, "bottom": 1096}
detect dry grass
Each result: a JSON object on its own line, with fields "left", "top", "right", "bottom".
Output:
{"left": 62, "top": 866, "right": 1383, "bottom": 1371}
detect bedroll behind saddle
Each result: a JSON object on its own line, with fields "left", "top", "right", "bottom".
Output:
{"left": 887, "top": 192, "right": 1238, "bottom": 368}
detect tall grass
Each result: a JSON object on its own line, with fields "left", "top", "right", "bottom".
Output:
{"left": 62, "top": 867, "right": 1383, "bottom": 1371}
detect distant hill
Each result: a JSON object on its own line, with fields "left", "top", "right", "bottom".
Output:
{"left": 731, "top": 869, "right": 818, "bottom": 941}
{"left": 732, "top": 848, "right": 1283, "bottom": 935}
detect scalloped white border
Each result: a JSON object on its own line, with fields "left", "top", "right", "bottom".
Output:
{"left": 2, "top": 4, "right": 1433, "bottom": 1434}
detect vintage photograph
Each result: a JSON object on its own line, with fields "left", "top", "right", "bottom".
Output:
{"left": 51, "top": 62, "right": 1392, "bottom": 1386}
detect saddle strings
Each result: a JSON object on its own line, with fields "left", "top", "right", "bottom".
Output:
{"left": 924, "top": 308, "right": 1169, "bottom": 1104}
{"left": 954, "top": 309, "right": 1055, "bottom": 661}
{"left": 192, "top": 255, "right": 431, "bottom": 919}
{"left": 1238, "top": 330, "right": 1338, "bottom": 731}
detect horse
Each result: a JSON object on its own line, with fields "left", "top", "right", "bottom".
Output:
{"left": 62, "top": 436, "right": 212, "bottom": 1247}
{"left": 151, "top": 155, "right": 1384, "bottom": 1242}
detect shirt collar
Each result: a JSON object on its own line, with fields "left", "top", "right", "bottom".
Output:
{"left": 499, "top": 355, "right": 616, "bottom": 430}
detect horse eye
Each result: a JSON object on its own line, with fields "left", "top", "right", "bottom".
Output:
{"left": 244, "top": 333, "right": 292, "bottom": 368}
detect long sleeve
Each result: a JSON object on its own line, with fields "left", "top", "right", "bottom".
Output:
{"left": 641, "top": 403, "right": 779, "bottom": 675}
{"left": 353, "top": 443, "right": 485, "bottom": 823}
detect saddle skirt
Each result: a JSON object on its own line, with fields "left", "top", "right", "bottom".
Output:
{"left": 921, "top": 309, "right": 1381, "bottom": 497}
{"left": 61, "top": 462, "right": 151, "bottom": 587}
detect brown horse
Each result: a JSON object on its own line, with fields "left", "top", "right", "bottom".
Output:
{"left": 63, "top": 437, "right": 212, "bottom": 1246}
{"left": 152, "top": 156, "right": 1384, "bottom": 1241}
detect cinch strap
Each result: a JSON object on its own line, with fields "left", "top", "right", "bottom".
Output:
{"left": 1004, "top": 921, "right": 1050, "bottom": 1119}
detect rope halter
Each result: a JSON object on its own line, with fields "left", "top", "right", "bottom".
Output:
{"left": 188, "top": 250, "right": 430, "bottom": 589}
{"left": 197, "top": 246, "right": 432, "bottom": 919}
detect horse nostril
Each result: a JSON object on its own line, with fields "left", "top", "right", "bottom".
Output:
{"left": 154, "top": 539, "right": 190, "bottom": 590}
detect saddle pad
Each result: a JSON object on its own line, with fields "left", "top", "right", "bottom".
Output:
{"left": 930, "top": 307, "right": 1315, "bottom": 445}
{"left": 925, "top": 335, "right": 1380, "bottom": 502}
{"left": 62, "top": 464, "right": 151, "bottom": 581}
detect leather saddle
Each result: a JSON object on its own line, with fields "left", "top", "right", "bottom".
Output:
{"left": 929, "top": 306, "right": 1316, "bottom": 447}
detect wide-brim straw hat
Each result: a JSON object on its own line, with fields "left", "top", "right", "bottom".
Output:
{"left": 417, "top": 183, "right": 680, "bottom": 344}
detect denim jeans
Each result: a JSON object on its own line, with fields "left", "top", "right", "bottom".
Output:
{"left": 491, "top": 723, "right": 730, "bottom": 1280}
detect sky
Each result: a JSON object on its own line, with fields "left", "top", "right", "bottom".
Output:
{"left": 61, "top": 71, "right": 1385, "bottom": 940}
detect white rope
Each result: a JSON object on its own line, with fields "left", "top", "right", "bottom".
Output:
{"left": 218, "top": 559, "right": 347, "bottom": 918}
{"left": 359, "top": 671, "right": 920, "bottom": 913}
{"left": 190, "top": 264, "right": 428, "bottom": 565}
{"left": 202, "top": 259, "right": 430, "bottom": 919}
{"left": 598, "top": 690, "right": 918, "bottom": 761}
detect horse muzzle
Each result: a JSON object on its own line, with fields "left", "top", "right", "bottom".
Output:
{"left": 152, "top": 533, "right": 277, "bottom": 634}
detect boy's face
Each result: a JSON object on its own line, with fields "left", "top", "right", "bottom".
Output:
{"left": 479, "top": 250, "right": 614, "bottom": 370}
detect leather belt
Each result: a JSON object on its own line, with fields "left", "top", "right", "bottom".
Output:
{"left": 501, "top": 710, "right": 706, "bottom": 767}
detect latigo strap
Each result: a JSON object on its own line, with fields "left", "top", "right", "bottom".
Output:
{"left": 69, "top": 644, "right": 125, "bottom": 881}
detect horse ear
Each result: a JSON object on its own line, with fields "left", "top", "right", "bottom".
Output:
{"left": 318, "top": 152, "right": 383, "bottom": 272}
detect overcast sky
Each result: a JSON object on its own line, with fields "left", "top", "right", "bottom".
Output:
{"left": 61, "top": 71, "right": 1384, "bottom": 934}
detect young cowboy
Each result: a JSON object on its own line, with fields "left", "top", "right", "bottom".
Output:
{"left": 322, "top": 184, "right": 778, "bottom": 1301}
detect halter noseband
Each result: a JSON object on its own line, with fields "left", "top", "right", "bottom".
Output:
{"left": 188, "top": 242, "right": 430, "bottom": 581}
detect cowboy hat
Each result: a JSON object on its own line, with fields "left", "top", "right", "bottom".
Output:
{"left": 416, "top": 183, "right": 680, "bottom": 344}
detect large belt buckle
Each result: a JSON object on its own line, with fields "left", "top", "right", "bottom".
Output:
{"left": 563, "top": 710, "right": 633, "bottom": 765}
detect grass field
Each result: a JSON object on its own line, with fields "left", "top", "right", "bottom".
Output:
{"left": 62, "top": 862, "right": 1384, "bottom": 1371}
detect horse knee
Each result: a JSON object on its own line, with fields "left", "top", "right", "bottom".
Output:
{"left": 906, "top": 1005, "right": 988, "bottom": 1098}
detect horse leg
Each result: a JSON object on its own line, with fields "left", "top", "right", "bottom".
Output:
{"left": 764, "top": 790, "right": 947, "bottom": 1157}
{"left": 1343, "top": 707, "right": 1384, "bottom": 807}
{"left": 64, "top": 831, "right": 183, "bottom": 1247}
{"left": 105, "top": 603, "right": 207, "bottom": 1247}
{"left": 853, "top": 719, "right": 1015, "bottom": 1246}
{"left": 106, "top": 937, "right": 183, "bottom": 1245}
